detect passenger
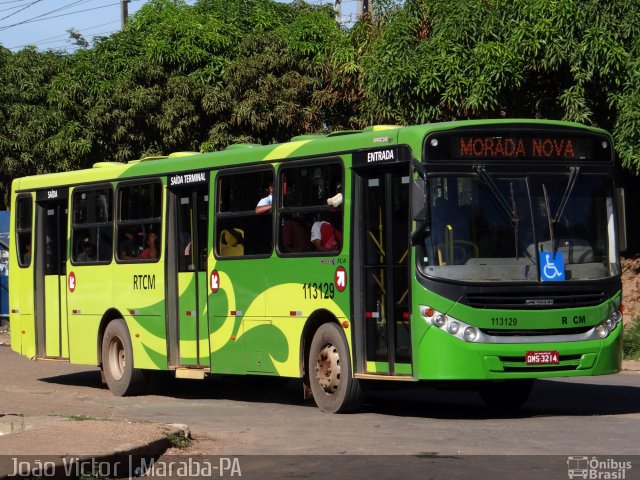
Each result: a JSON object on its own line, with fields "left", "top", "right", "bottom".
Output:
{"left": 255, "top": 183, "right": 273, "bottom": 214}
{"left": 140, "top": 231, "right": 160, "bottom": 259}
{"left": 311, "top": 219, "right": 342, "bottom": 252}
{"left": 119, "top": 227, "right": 140, "bottom": 260}
{"left": 23, "top": 242, "right": 31, "bottom": 264}
{"left": 76, "top": 238, "right": 96, "bottom": 262}
{"left": 282, "top": 212, "right": 312, "bottom": 253}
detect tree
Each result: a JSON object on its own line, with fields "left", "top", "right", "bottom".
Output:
{"left": 201, "top": 5, "right": 347, "bottom": 150}
{"left": 347, "top": 0, "right": 640, "bottom": 171}
{"left": 2, "top": 0, "right": 640, "bottom": 212}
{"left": 67, "top": 29, "right": 89, "bottom": 49}
{"left": 0, "top": 48, "right": 89, "bottom": 206}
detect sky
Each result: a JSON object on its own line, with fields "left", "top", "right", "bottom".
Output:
{"left": 0, "top": 0, "right": 355, "bottom": 53}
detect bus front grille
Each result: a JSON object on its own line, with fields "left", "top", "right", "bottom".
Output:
{"left": 480, "top": 327, "right": 593, "bottom": 336}
{"left": 465, "top": 291, "right": 605, "bottom": 310}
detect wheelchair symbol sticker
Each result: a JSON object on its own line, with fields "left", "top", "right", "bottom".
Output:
{"left": 540, "top": 251, "right": 565, "bottom": 282}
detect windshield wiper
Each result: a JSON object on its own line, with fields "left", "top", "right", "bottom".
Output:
{"left": 476, "top": 166, "right": 535, "bottom": 263}
{"left": 553, "top": 166, "right": 580, "bottom": 224}
{"left": 475, "top": 166, "right": 519, "bottom": 225}
{"left": 542, "top": 183, "right": 555, "bottom": 253}
{"left": 541, "top": 167, "right": 580, "bottom": 254}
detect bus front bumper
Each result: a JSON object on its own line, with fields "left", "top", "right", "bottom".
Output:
{"left": 414, "top": 323, "right": 622, "bottom": 381}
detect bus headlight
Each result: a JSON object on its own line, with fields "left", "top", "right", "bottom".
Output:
{"left": 595, "top": 324, "right": 609, "bottom": 339}
{"left": 463, "top": 327, "right": 478, "bottom": 342}
{"left": 433, "top": 314, "right": 447, "bottom": 327}
{"left": 447, "top": 321, "right": 460, "bottom": 334}
{"left": 419, "top": 305, "right": 485, "bottom": 343}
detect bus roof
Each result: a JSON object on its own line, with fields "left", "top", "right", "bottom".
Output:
{"left": 12, "top": 119, "right": 609, "bottom": 192}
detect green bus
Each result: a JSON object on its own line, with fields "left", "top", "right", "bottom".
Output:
{"left": 9, "top": 119, "right": 626, "bottom": 413}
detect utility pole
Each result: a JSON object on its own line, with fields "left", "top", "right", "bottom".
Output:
{"left": 120, "top": 0, "right": 130, "bottom": 29}
{"left": 334, "top": 0, "right": 341, "bottom": 23}
{"left": 355, "top": 0, "right": 370, "bottom": 20}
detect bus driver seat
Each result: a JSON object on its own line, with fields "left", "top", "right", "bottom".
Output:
{"left": 220, "top": 228, "right": 244, "bottom": 256}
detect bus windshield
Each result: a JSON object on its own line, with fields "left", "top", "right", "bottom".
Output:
{"left": 419, "top": 171, "right": 619, "bottom": 282}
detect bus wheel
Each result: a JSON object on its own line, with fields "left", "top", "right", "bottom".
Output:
{"left": 479, "top": 379, "right": 534, "bottom": 409}
{"left": 101, "top": 319, "right": 146, "bottom": 396}
{"left": 308, "top": 323, "right": 363, "bottom": 413}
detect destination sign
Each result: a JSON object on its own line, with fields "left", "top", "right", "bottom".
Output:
{"left": 353, "top": 146, "right": 410, "bottom": 167}
{"left": 459, "top": 137, "right": 576, "bottom": 159}
{"left": 425, "top": 128, "right": 612, "bottom": 164}
{"left": 36, "top": 188, "right": 68, "bottom": 202}
{"left": 169, "top": 170, "right": 208, "bottom": 187}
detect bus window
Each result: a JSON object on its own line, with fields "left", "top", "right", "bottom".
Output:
{"left": 216, "top": 169, "right": 273, "bottom": 257}
{"left": 16, "top": 195, "right": 33, "bottom": 267}
{"left": 278, "top": 161, "right": 343, "bottom": 255}
{"left": 116, "top": 182, "right": 162, "bottom": 262}
{"left": 116, "top": 182, "right": 162, "bottom": 261}
{"left": 71, "top": 187, "right": 113, "bottom": 264}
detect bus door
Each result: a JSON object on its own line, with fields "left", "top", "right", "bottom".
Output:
{"left": 34, "top": 188, "right": 69, "bottom": 359}
{"left": 353, "top": 156, "right": 412, "bottom": 376}
{"left": 167, "top": 173, "right": 210, "bottom": 368}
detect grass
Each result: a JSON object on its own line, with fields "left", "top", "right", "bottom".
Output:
{"left": 165, "top": 430, "right": 192, "bottom": 449}
{"left": 623, "top": 317, "right": 640, "bottom": 360}
{"left": 67, "top": 415, "right": 98, "bottom": 421}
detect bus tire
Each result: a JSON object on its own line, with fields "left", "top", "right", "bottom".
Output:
{"left": 308, "top": 322, "right": 363, "bottom": 413}
{"left": 101, "top": 318, "right": 147, "bottom": 396}
{"left": 478, "top": 379, "right": 534, "bottom": 409}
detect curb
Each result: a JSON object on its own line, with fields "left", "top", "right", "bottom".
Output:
{"left": 0, "top": 423, "right": 187, "bottom": 479}
{"left": 621, "top": 360, "right": 640, "bottom": 372}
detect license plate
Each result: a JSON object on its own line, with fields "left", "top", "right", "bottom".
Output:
{"left": 525, "top": 350, "right": 560, "bottom": 365}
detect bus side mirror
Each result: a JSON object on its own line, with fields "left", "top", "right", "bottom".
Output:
{"left": 411, "top": 178, "right": 430, "bottom": 245}
{"left": 616, "top": 188, "right": 627, "bottom": 253}
{"left": 412, "top": 178, "right": 427, "bottom": 222}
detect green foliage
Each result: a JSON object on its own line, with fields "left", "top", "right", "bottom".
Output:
{"left": 346, "top": 0, "right": 640, "bottom": 132}
{"left": 623, "top": 318, "right": 640, "bottom": 359}
{"left": 165, "top": 430, "right": 192, "bottom": 449}
{"left": 2, "top": 0, "right": 640, "bottom": 209}
{"left": 0, "top": 48, "right": 89, "bottom": 204}
{"left": 200, "top": 1, "right": 346, "bottom": 150}
{"left": 195, "top": 0, "right": 296, "bottom": 33}
{"left": 68, "top": 415, "right": 97, "bottom": 421}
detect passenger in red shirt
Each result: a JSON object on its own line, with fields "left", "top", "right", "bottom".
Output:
{"left": 311, "top": 220, "right": 342, "bottom": 252}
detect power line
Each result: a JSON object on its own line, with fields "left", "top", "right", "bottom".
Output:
{"left": 14, "top": 27, "right": 117, "bottom": 50}
{"left": 0, "top": 2, "right": 35, "bottom": 14}
{"left": 7, "top": 19, "right": 119, "bottom": 49}
{"left": 0, "top": 0, "right": 43, "bottom": 23}
{"left": 0, "top": 0, "right": 95, "bottom": 28}
{"left": 0, "top": 1, "right": 119, "bottom": 32}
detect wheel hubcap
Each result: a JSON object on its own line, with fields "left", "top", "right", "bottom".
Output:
{"left": 315, "top": 342, "right": 341, "bottom": 394}
{"left": 108, "top": 336, "right": 125, "bottom": 381}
